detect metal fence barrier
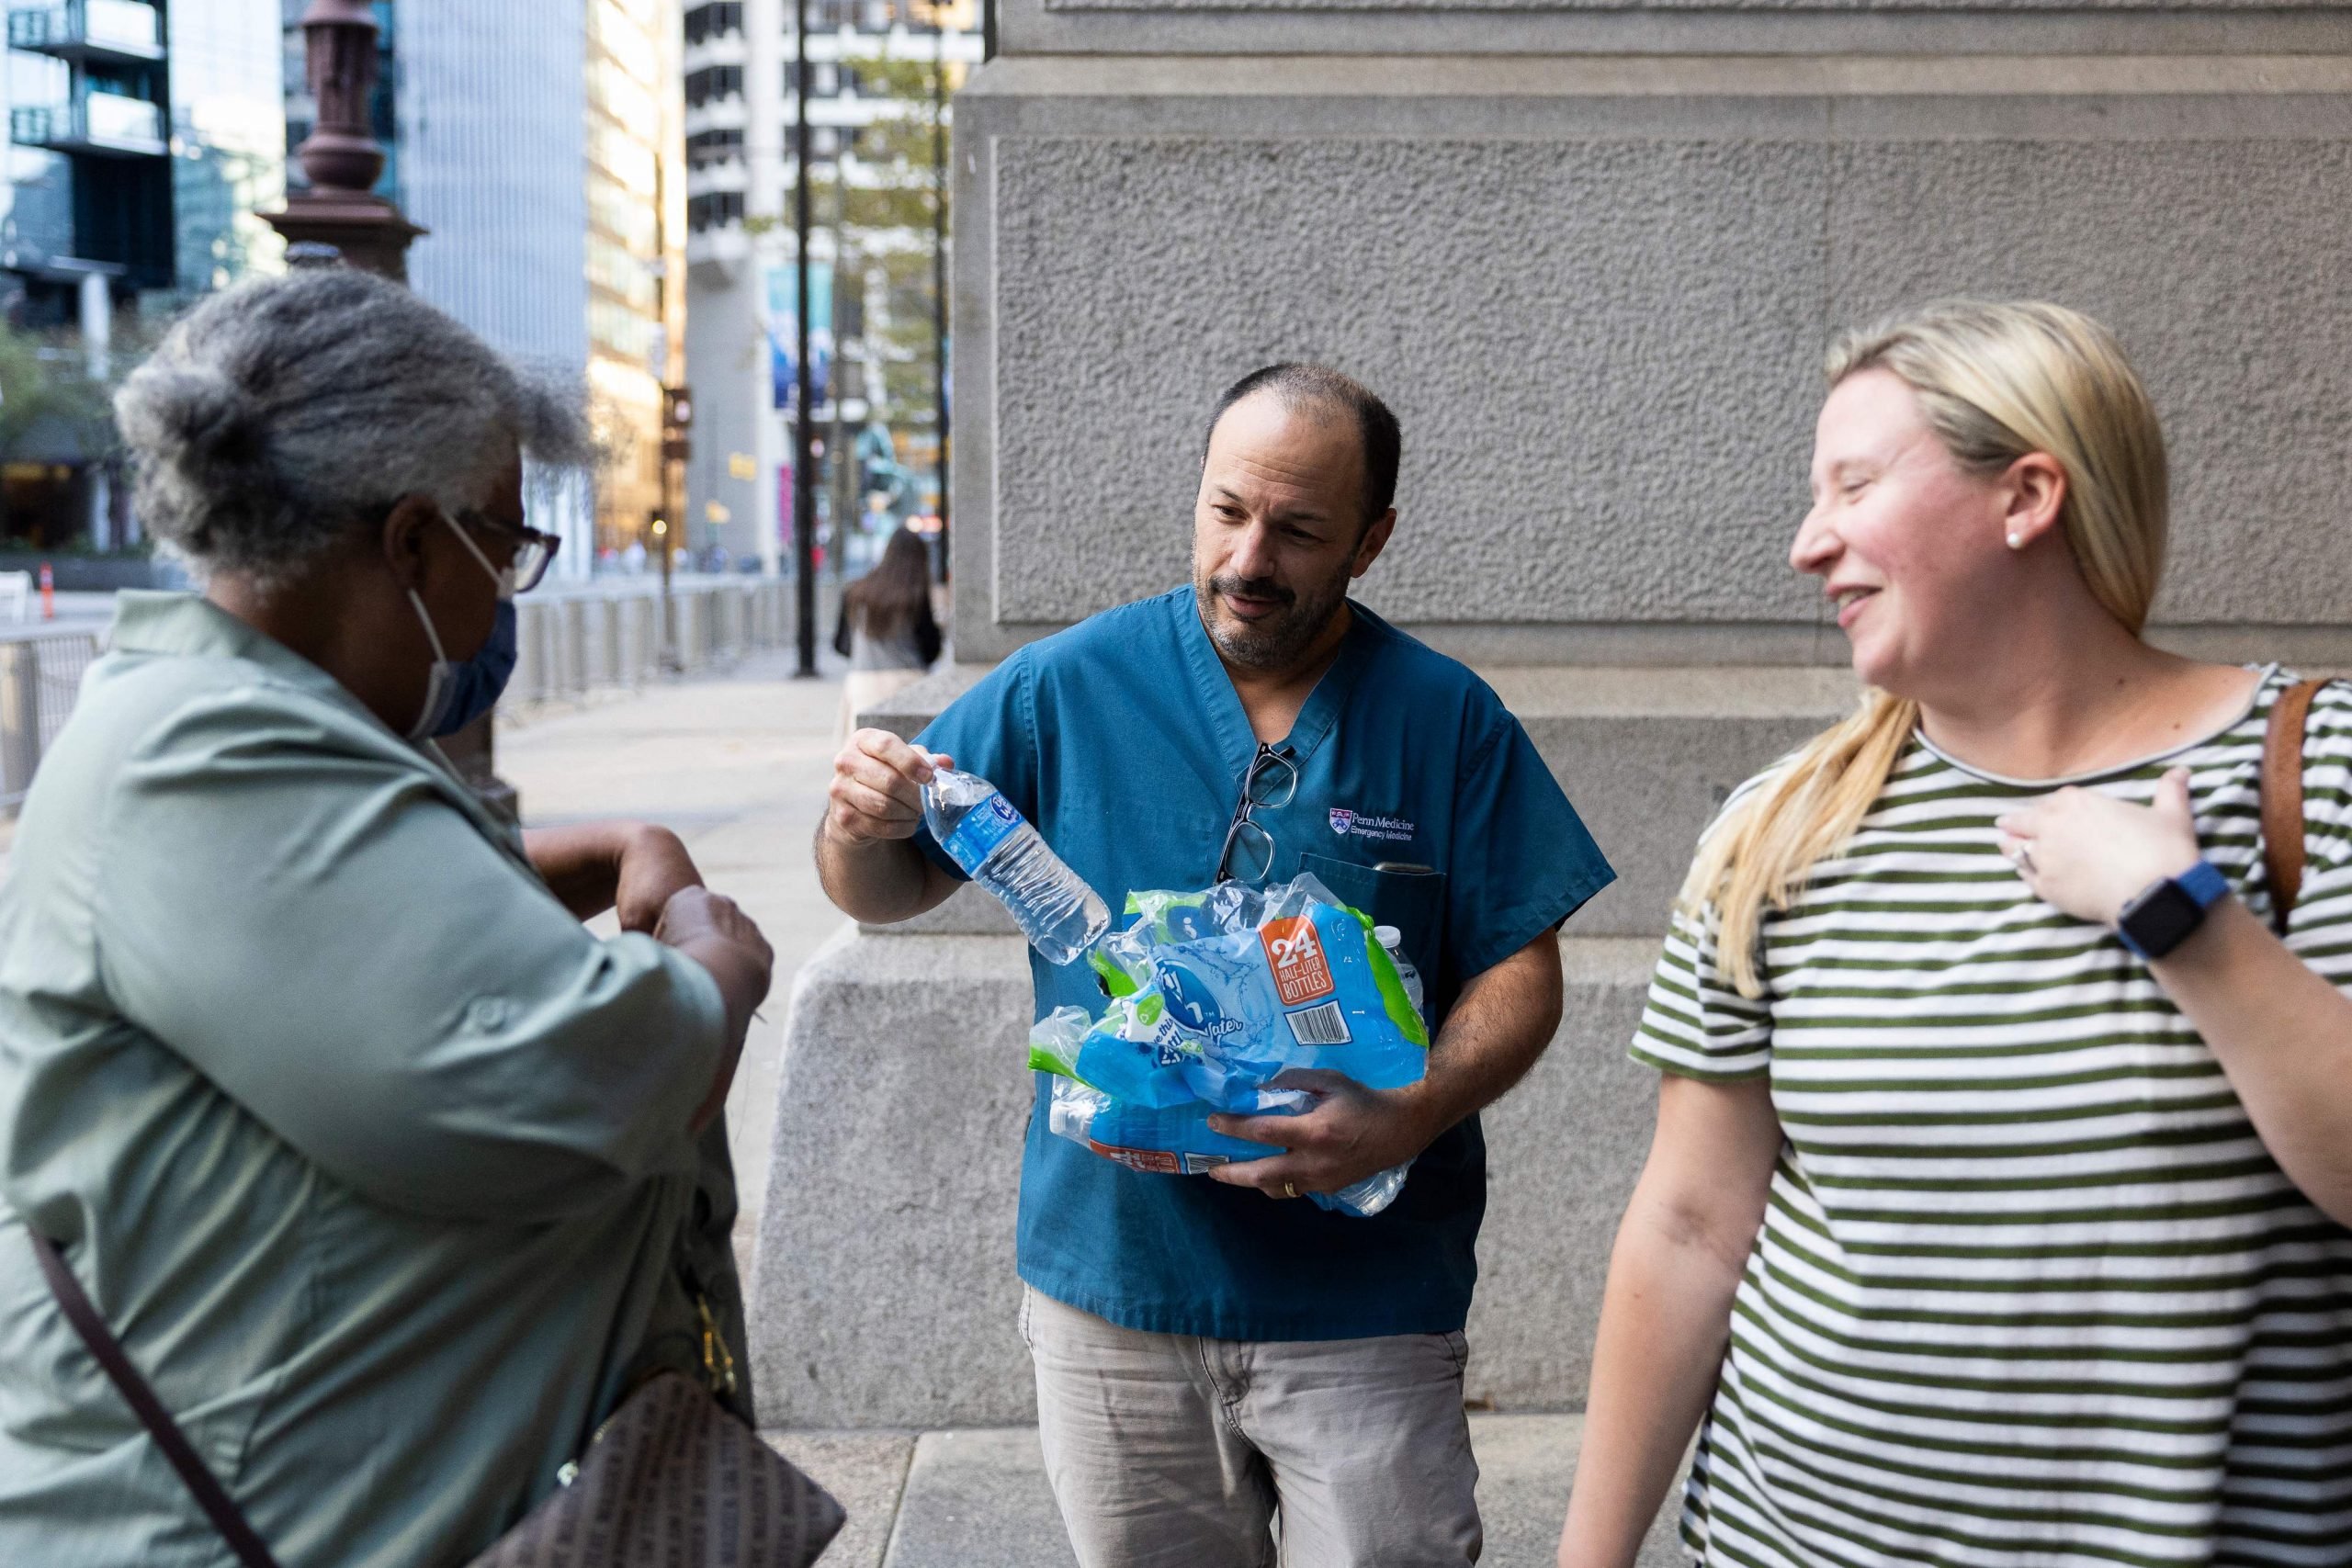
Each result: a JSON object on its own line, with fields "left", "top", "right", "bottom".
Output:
{"left": 2, "top": 577, "right": 806, "bottom": 810}
{"left": 506, "top": 576, "right": 799, "bottom": 709}
{"left": 1, "top": 628, "right": 101, "bottom": 809}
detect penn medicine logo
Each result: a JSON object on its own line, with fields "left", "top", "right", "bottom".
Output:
{"left": 1328, "top": 807, "right": 1416, "bottom": 844}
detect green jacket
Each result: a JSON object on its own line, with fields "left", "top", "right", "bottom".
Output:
{"left": 0, "top": 592, "right": 741, "bottom": 1567}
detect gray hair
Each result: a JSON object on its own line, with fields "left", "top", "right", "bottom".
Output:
{"left": 115, "top": 268, "right": 593, "bottom": 589}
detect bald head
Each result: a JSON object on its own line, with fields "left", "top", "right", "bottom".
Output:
{"left": 1203, "top": 364, "right": 1400, "bottom": 535}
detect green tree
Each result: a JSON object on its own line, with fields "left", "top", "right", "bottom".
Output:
{"left": 833, "top": 49, "right": 957, "bottom": 429}
{"left": 0, "top": 314, "right": 171, "bottom": 552}
{"left": 0, "top": 329, "right": 115, "bottom": 463}
{"left": 0, "top": 323, "right": 138, "bottom": 549}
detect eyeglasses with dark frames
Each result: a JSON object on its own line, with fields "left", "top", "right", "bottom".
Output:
{"left": 455, "top": 509, "right": 563, "bottom": 593}
{"left": 1216, "top": 744, "right": 1299, "bottom": 885}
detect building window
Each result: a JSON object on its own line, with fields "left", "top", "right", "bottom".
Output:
{"left": 782, "top": 62, "right": 844, "bottom": 97}
{"left": 688, "top": 191, "right": 745, "bottom": 231}
{"left": 688, "top": 129, "right": 745, "bottom": 167}
{"left": 685, "top": 65, "right": 744, "bottom": 108}
{"left": 784, "top": 126, "right": 856, "bottom": 159}
{"left": 685, "top": 3, "right": 744, "bottom": 45}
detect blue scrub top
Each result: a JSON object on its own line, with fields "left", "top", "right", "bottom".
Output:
{"left": 915, "top": 586, "right": 1612, "bottom": 1340}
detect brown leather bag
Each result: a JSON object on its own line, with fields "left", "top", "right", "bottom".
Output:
{"left": 29, "top": 1231, "right": 844, "bottom": 1568}
{"left": 466, "top": 1370, "right": 845, "bottom": 1568}
{"left": 2261, "top": 677, "right": 2332, "bottom": 936}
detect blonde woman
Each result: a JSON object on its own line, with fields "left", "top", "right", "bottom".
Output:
{"left": 1556, "top": 301, "right": 2352, "bottom": 1568}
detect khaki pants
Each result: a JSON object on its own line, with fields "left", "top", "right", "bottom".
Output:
{"left": 1021, "top": 1284, "right": 1483, "bottom": 1568}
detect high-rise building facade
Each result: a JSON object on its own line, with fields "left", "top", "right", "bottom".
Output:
{"left": 0, "top": 0, "right": 287, "bottom": 556}
{"left": 164, "top": 0, "right": 284, "bottom": 297}
{"left": 390, "top": 3, "right": 591, "bottom": 367}
{"left": 6, "top": 0, "right": 285, "bottom": 315}
{"left": 585, "top": 0, "right": 684, "bottom": 555}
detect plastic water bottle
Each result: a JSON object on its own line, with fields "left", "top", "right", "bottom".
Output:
{"left": 923, "top": 764, "right": 1110, "bottom": 964}
{"left": 1374, "top": 925, "right": 1426, "bottom": 1019}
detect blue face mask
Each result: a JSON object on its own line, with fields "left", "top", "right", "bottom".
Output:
{"left": 427, "top": 598, "right": 518, "bottom": 738}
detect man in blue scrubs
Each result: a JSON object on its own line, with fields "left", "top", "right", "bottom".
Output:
{"left": 819, "top": 366, "right": 1612, "bottom": 1566}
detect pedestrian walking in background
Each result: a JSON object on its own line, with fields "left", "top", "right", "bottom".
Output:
{"left": 1557, "top": 300, "right": 2352, "bottom": 1568}
{"left": 0, "top": 270, "right": 775, "bottom": 1568}
{"left": 820, "top": 364, "right": 1613, "bottom": 1567}
{"left": 833, "top": 523, "right": 943, "bottom": 739}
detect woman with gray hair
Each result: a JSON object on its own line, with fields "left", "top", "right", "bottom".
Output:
{"left": 0, "top": 268, "right": 775, "bottom": 1565}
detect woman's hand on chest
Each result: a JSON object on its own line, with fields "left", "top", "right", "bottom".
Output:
{"left": 1996, "top": 767, "right": 2204, "bottom": 929}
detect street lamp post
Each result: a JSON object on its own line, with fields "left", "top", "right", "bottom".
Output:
{"left": 660, "top": 385, "right": 693, "bottom": 670}
{"left": 931, "top": 4, "right": 950, "bottom": 585}
{"left": 828, "top": 159, "right": 850, "bottom": 585}
{"left": 262, "top": 1, "right": 424, "bottom": 281}
{"left": 791, "top": 0, "right": 819, "bottom": 677}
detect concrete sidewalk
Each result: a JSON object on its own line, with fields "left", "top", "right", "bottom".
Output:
{"left": 769, "top": 1416, "right": 1691, "bottom": 1568}
{"left": 497, "top": 656, "right": 1691, "bottom": 1568}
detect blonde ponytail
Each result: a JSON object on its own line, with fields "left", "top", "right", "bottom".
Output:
{"left": 1685, "top": 300, "right": 2168, "bottom": 998}
{"left": 1682, "top": 691, "right": 1918, "bottom": 997}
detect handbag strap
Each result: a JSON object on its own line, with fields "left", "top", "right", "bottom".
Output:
{"left": 2262, "top": 678, "right": 2330, "bottom": 937}
{"left": 28, "top": 1232, "right": 282, "bottom": 1568}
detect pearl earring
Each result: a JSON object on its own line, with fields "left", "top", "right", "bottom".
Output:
{"left": 2007, "top": 533, "right": 2024, "bottom": 549}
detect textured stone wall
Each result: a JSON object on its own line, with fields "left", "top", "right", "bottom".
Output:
{"left": 989, "top": 137, "right": 1826, "bottom": 629}
{"left": 954, "top": 67, "right": 2352, "bottom": 660}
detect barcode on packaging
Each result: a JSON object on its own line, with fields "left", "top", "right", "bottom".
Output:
{"left": 1286, "top": 1001, "right": 1351, "bottom": 1045}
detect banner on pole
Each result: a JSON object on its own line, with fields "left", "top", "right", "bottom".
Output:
{"left": 764, "top": 263, "right": 833, "bottom": 412}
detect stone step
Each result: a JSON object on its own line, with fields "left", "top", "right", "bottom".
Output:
{"left": 751, "top": 930, "right": 1664, "bottom": 1428}
{"left": 854, "top": 662, "right": 1857, "bottom": 938}
{"left": 764, "top": 1416, "right": 1692, "bottom": 1568}
{"left": 1493, "top": 666, "right": 1854, "bottom": 937}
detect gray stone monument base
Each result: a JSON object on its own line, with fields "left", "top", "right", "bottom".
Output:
{"left": 752, "top": 926, "right": 1037, "bottom": 1428}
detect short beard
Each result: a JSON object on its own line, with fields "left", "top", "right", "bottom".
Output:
{"left": 1193, "top": 564, "right": 1351, "bottom": 673}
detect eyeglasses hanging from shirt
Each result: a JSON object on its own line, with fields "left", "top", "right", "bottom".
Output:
{"left": 1216, "top": 744, "right": 1299, "bottom": 885}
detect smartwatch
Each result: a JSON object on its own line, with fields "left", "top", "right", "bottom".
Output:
{"left": 2115, "top": 860, "right": 2231, "bottom": 961}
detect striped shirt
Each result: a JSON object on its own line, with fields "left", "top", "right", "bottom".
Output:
{"left": 1633, "top": 667, "right": 2352, "bottom": 1568}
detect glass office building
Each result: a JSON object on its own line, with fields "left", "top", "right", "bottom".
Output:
{"left": 3, "top": 0, "right": 284, "bottom": 313}
{"left": 0, "top": 0, "right": 285, "bottom": 555}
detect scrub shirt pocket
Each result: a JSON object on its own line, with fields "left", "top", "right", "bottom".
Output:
{"left": 1297, "top": 852, "right": 1447, "bottom": 989}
